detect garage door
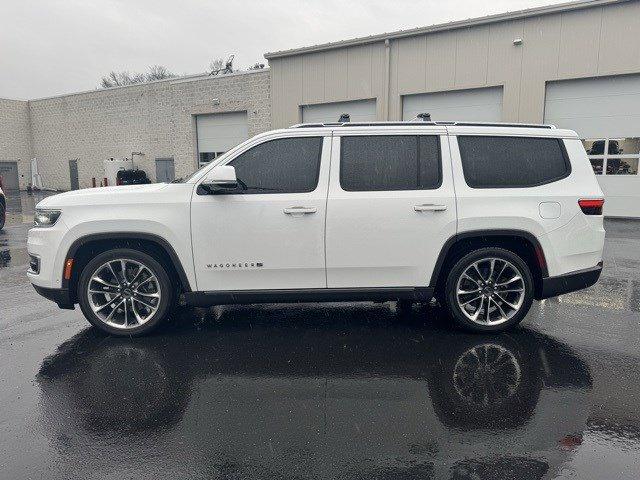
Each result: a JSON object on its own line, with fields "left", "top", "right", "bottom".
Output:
{"left": 545, "top": 75, "right": 640, "bottom": 218}
{"left": 196, "top": 112, "right": 248, "bottom": 167}
{"left": 302, "top": 99, "right": 377, "bottom": 124}
{"left": 402, "top": 87, "right": 503, "bottom": 122}
{"left": 0, "top": 162, "right": 19, "bottom": 191}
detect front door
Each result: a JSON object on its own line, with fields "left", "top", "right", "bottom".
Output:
{"left": 190, "top": 135, "right": 331, "bottom": 292}
{"left": 325, "top": 132, "right": 457, "bottom": 288}
{"left": 155, "top": 158, "right": 175, "bottom": 183}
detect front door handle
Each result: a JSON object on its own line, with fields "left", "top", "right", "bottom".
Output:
{"left": 283, "top": 206, "right": 317, "bottom": 215}
{"left": 414, "top": 204, "right": 447, "bottom": 212}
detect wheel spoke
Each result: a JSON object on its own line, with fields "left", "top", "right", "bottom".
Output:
{"left": 129, "top": 265, "right": 145, "bottom": 286}
{"left": 497, "top": 275, "right": 522, "bottom": 286}
{"left": 491, "top": 297, "right": 509, "bottom": 320}
{"left": 133, "top": 295, "right": 157, "bottom": 309}
{"left": 108, "top": 262, "right": 121, "bottom": 285}
{"left": 470, "top": 296, "right": 485, "bottom": 321}
{"left": 494, "top": 292, "right": 519, "bottom": 310}
{"left": 458, "top": 287, "right": 481, "bottom": 295}
{"left": 121, "top": 260, "right": 128, "bottom": 283}
{"left": 91, "top": 275, "right": 119, "bottom": 289}
{"left": 472, "top": 263, "right": 485, "bottom": 282}
{"left": 461, "top": 273, "right": 481, "bottom": 286}
{"left": 136, "top": 291, "right": 160, "bottom": 298}
{"left": 461, "top": 295, "right": 482, "bottom": 307}
{"left": 105, "top": 298, "right": 125, "bottom": 321}
{"left": 488, "top": 259, "right": 496, "bottom": 282}
{"left": 94, "top": 294, "right": 122, "bottom": 312}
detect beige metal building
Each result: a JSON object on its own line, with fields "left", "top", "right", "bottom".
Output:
{"left": 266, "top": 0, "right": 640, "bottom": 217}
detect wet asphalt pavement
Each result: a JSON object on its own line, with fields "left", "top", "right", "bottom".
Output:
{"left": 1, "top": 193, "right": 640, "bottom": 480}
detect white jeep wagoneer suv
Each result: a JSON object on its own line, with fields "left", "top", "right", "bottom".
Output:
{"left": 27, "top": 121, "right": 605, "bottom": 336}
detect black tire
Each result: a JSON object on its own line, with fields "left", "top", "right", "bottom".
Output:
{"left": 444, "top": 247, "right": 534, "bottom": 333}
{"left": 77, "top": 248, "right": 174, "bottom": 336}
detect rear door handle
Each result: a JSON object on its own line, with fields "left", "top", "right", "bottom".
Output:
{"left": 414, "top": 204, "right": 447, "bottom": 212}
{"left": 283, "top": 206, "right": 317, "bottom": 215}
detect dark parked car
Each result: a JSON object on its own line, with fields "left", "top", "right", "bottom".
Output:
{"left": 0, "top": 184, "right": 5, "bottom": 230}
{"left": 116, "top": 169, "right": 151, "bottom": 185}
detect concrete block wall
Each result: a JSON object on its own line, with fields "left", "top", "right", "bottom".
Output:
{"left": 0, "top": 98, "right": 32, "bottom": 189}
{"left": 27, "top": 70, "right": 271, "bottom": 191}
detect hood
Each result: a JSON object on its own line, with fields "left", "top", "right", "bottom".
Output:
{"left": 36, "top": 184, "right": 172, "bottom": 208}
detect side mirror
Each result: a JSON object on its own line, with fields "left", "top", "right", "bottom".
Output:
{"left": 201, "top": 165, "right": 238, "bottom": 193}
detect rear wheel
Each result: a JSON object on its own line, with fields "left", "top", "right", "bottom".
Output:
{"left": 78, "top": 249, "right": 174, "bottom": 336}
{"left": 444, "top": 247, "right": 533, "bottom": 332}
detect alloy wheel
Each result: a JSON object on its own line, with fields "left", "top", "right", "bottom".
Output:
{"left": 87, "top": 259, "right": 161, "bottom": 329}
{"left": 455, "top": 257, "right": 526, "bottom": 326}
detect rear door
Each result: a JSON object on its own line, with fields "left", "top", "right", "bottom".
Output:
{"left": 325, "top": 129, "right": 457, "bottom": 288}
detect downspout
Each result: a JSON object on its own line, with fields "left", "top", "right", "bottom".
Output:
{"left": 383, "top": 38, "right": 391, "bottom": 121}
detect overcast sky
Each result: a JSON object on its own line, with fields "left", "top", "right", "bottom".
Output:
{"left": 1, "top": 0, "right": 568, "bottom": 99}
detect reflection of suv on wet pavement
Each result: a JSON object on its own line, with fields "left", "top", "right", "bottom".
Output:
{"left": 27, "top": 121, "right": 605, "bottom": 336}
{"left": 37, "top": 315, "right": 592, "bottom": 479}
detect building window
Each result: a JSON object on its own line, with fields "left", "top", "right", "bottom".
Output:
{"left": 582, "top": 138, "right": 640, "bottom": 176}
{"left": 199, "top": 151, "right": 226, "bottom": 168}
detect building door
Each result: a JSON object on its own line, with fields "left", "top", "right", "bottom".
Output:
{"left": 545, "top": 75, "right": 640, "bottom": 218}
{"left": 155, "top": 158, "right": 175, "bottom": 183}
{"left": 302, "top": 99, "right": 377, "bottom": 124}
{"left": 0, "top": 162, "right": 19, "bottom": 191}
{"left": 196, "top": 112, "right": 249, "bottom": 168}
{"left": 402, "top": 87, "right": 503, "bottom": 122}
{"left": 69, "top": 160, "right": 79, "bottom": 190}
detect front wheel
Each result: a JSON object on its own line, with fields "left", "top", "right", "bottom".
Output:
{"left": 444, "top": 248, "right": 534, "bottom": 332}
{"left": 77, "top": 249, "right": 174, "bottom": 336}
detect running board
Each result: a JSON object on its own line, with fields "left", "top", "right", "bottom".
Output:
{"left": 184, "top": 287, "right": 434, "bottom": 307}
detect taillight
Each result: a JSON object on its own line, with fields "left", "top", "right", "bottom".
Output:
{"left": 578, "top": 198, "right": 604, "bottom": 215}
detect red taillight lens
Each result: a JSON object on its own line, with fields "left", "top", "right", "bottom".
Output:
{"left": 578, "top": 198, "right": 604, "bottom": 215}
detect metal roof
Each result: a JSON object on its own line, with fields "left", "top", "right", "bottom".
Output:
{"left": 265, "top": 0, "right": 631, "bottom": 59}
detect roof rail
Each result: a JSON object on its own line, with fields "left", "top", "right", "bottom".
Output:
{"left": 289, "top": 121, "right": 556, "bottom": 129}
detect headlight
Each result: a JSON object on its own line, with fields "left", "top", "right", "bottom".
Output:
{"left": 34, "top": 209, "right": 62, "bottom": 227}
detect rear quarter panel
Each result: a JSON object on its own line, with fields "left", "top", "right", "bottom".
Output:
{"left": 448, "top": 128, "right": 604, "bottom": 277}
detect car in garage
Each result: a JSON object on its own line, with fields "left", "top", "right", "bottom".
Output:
{"left": 27, "top": 120, "right": 605, "bottom": 336}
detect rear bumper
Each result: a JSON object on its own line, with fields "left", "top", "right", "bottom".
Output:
{"left": 32, "top": 285, "right": 75, "bottom": 310}
{"left": 539, "top": 262, "right": 603, "bottom": 299}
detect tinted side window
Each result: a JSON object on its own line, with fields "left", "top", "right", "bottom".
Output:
{"left": 457, "top": 136, "right": 571, "bottom": 188}
{"left": 228, "top": 137, "right": 323, "bottom": 194}
{"left": 340, "top": 135, "right": 441, "bottom": 191}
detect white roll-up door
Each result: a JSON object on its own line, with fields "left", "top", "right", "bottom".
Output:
{"left": 545, "top": 75, "right": 640, "bottom": 218}
{"left": 402, "top": 87, "right": 503, "bottom": 122}
{"left": 302, "top": 99, "right": 376, "bottom": 124}
{"left": 196, "top": 112, "right": 249, "bottom": 166}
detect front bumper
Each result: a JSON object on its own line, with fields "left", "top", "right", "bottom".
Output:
{"left": 32, "top": 285, "right": 75, "bottom": 310}
{"left": 539, "top": 262, "right": 603, "bottom": 299}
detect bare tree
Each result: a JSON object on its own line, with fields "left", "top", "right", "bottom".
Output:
{"left": 100, "top": 65, "right": 175, "bottom": 88}
{"left": 101, "top": 71, "right": 145, "bottom": 88}
{"left": 208, "top": 58, "right": 225, "bottom": 74}
{"left": 209, "top": 55, "right": 234, "bottom": 75}
{"left": 146, "top": 65, "right": 176, "bottom": 81}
